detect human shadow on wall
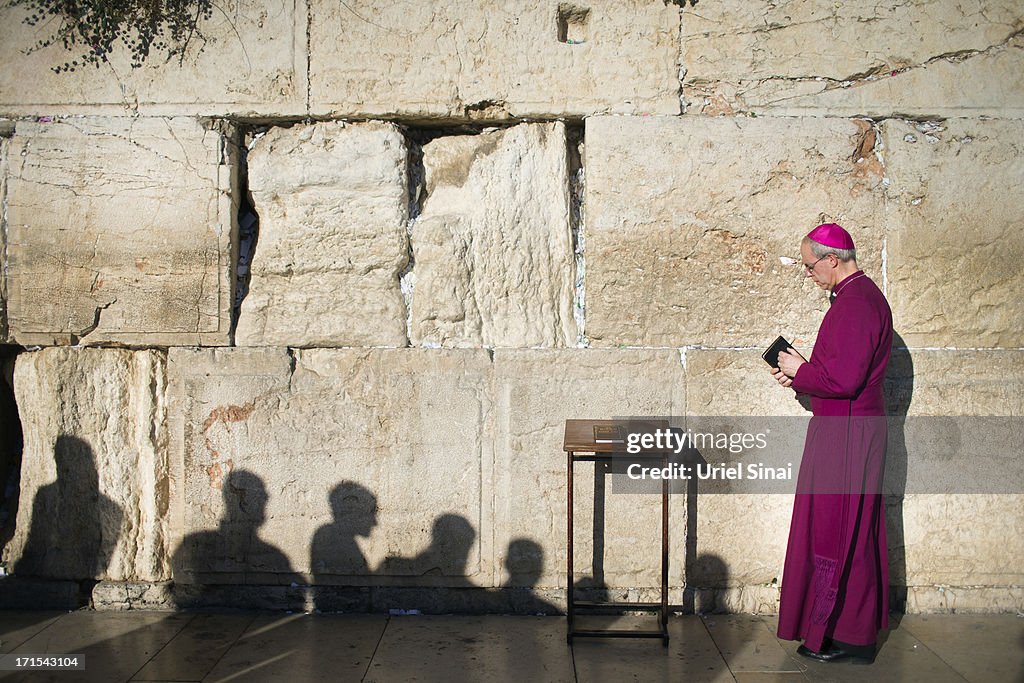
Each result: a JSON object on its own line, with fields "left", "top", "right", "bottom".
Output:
{"left": 0, "top": 350, "right": 24, "bottom": 559}
{"left": 501, "top": 538, "right": 560, "bottom": 615}
{"left": 309, "top": 481, "right": 377, "bottom": 612}
{"left": 884, "top": 333, "right": 912, "bottom": 615}
{"left": 311, "top": 505, "right": 479, "bottom": 613}
{"left": 172, "top": 469, "right": 300, "bottom": 608}
{"left": 14, "top": 435, "right": 122, "bottom": 584}
{"left": 379, "top": 513, "right": 477, "bottom": 583}
{"left": 687, "top": 553, "right": 730, "bottom": 613}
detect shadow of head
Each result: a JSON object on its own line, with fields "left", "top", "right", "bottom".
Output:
{"left": 222, "top": 469, "right": 268, "bottom": 526}
{"left": 505, "top": 538, "right": 544, "bottom": 588}
{"left": 53, "top": 435, "right": 99, "bottom": 491}
{"left": 429, "top": 514, "right": 476, "bottom": 570}
{"left": 328, "top": 481, "right": 378, "bottom": 537}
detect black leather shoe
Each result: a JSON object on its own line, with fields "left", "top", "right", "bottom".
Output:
{"left": 797, "top": 643, "right": 874, "bottom": 665}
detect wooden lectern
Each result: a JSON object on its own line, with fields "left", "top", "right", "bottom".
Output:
{"left": 562, "top": 419, "right": 670, "bottom": 645}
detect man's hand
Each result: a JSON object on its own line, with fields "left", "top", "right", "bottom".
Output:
{"left": 777, "top": 348, "right": 807, "bottom": 379}
{"left": 770, "top": 366, "right": 793, "bottom": 388}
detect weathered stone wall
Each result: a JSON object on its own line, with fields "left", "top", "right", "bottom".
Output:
{"left": 3, "top": 349, "right": 169, "bottom": 582}
{"left": 681, "top": 0, "right": 1024, "bottom": 118}
{"left": 235, "top": 122, "right": 409, "bottom": 347}
{"left": 413, "top": 123, "right": 577, "bottom": 348}
{"left": 4, "top": 118, "right": 237, "bottom": 346}
{"left": 0, "top": 0, "right": 308, "bottom": 117}
{"left": 0, "top": 0, "right": 1021, "bottom": 614}
{"left": 309, "top": 0, "right": 681, "bottom": 120}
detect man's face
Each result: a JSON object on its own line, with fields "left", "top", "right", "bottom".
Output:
{"left": 800, "top": 241, "right": 833, "bottom": 290}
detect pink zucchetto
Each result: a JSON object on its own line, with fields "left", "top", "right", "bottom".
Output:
{"left": 806, "top": 222, "right": 855, "bottom": 250}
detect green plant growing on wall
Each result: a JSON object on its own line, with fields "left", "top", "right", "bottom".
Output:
{"left": 15, "top": 0, "right": 214, "bottom": 72}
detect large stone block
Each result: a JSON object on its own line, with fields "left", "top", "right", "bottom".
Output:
{"left": 3, "top": 348, "right": 169, "bottom": 582}
{"left": 412, "top": 123, "right": 576, "bottom": 347}
{"left": 167, "top": 348, "right": 493, "bottom": 586}
{"left": 885, "top": 350, "right": 1024, "bottom": 417}
{"left": 0, "top": 0, "right": 307, "bottom": 117}
{"left": 883, "top": 120, "right": 1024, "bottom": 348}
{"left": 585, "top": 116, "right": 884, "bottom": 348}
{"left": 682, "top": 1, "right": 1024, "bottom": 118}
{"left": 235, "top": 122, "right": 409, "bottom": 347}
{"left": 5, "top": 117, "right": 237, "bottom": 346}
{"left": 899, "top": 494, "right": 1024, "bottom": 587}
{"left": 492, "top": 349, "right": 685, "bottom": 589}
{"left": 309, "top": 0, "right": 680, "bottom": 120}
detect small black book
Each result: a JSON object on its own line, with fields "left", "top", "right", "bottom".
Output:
{"left": 762, "top": 335, "right": 793, "bottom": 369}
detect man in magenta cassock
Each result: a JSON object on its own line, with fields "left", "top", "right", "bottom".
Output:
{"left": 771, "top": 222, "right": 892, "bottom": 664}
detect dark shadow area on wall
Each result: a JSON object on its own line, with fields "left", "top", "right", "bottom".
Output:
{"left": 502, "top": 537, "right": 560, "bottom": 615}
{"left": 168, "top": 468, "right": 495, "bottom": 613}
{"left": 686, "top": 553, "right": 730, "bottom": 613}
{"left": 884, "top": 332, "right": 913, "bottom": 614}
{"left": 0, "top": 346, "right": 24, "bottom": 560}
{"left": 367, "top": 511, "right": 481, "bottom": 615}
{"left": 14, "top": 436, "right": 123, "bottom": 585}
{"left": 378, "top": 513, "right": 477, "bottom": 583}
{"left": 401, "top": 122, "right": 518, "bottom": 212}
{"left": 308, "top": 485, "right": 487, "bottom": 614}
{"left": 172, "top": 468, "right": 302, "bottom": 610}
{"left": 309, "top": 480, "right": 377, "bottom": 612}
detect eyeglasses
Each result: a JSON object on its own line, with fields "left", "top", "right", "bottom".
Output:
{"left": 803, "top": 254, "right": 831, "bottom": 273}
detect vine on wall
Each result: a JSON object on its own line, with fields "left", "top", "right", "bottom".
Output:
{"left": 15, "top": 0, "right": 214, "bottom": 72}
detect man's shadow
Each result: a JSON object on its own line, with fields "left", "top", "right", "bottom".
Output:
{"left": 884, "top": 332, "right": 912, "bottom": 617}
{"left": 172, "top": 469, "right": 299, "bottom": 607}
{"left": 309, "top": 481, "right": 377, "bottom": 612}
{"left": 0, "top": 350, "right": 23, "bottom": 562}
{"left": 14, "top": 435, "right": 122, "bottom": 588}
{"left": 380, "top": 513, "right": 477, "bottom": 583}
{"left": 501, "top": 538, "right": 560, "bottom": 615}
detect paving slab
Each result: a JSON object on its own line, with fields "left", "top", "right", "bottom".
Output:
{"left": 132, "top": 614, "right": 256, "bottom": 681}
{"left": 572, "top": 615, "right": 734, "bottom": 682}
{"left": 365, "top": 615, "right": 574, "bottom": 683}
{"left": 703, "top": 615, "right": 804, "bottom": 673}
{"left": 1, "top": 611, "right": 192, "bottom": 683}
{"left": 201, "top": 613, "right": 385, "bottom": 683}
{"left": 899, "top": 614, "right": 1024, "bottom": 683}
{"left": 0, "top": 611, "right": 63, "bottom": 654}
{"left": 766, "top": 616, "right": 969, "bottom": 683}
{"left": 0, "top": 610, "right": 1018, "bottom": 682}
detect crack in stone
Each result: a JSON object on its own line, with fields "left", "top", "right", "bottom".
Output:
{"left": 305, "top": 0, "right": 312, "bottom": 116}
{"left": 567, "top": 124, "right": 587, "bottom": 348}
{"left": 675, "top": 3, "right": 687, "bottom": 113}
{"left": 687, "top": 24, "right": 1024, "bottom": 114}
{"left": 71, "top": 298, "right": 117, "bottom": 344}
{"left": 399, "top": 129, "right": 422, "bottom": 347}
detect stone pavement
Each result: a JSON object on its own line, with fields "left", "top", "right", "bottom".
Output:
{"left": 0, "top": 610, "right": 1021, "bottom": 682}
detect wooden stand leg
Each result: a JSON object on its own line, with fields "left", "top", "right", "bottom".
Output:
{"left": 567, "top": 449, "right": 574, "bottom": 643}
{"left": 662, "top": 460, "right": 670, "bottom": 645}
